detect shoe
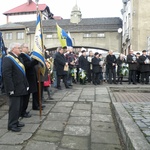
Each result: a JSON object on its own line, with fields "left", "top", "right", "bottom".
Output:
{"left": 17, "top": 122, "right": 25, "bottom": 127}
{"left": 66, "top": 86, "right": 70, "bottom": 89}
{"left": 57, "top": 87, "right": 62, "bottom": 90}
{"left": 8, "top": 127, "right": 21, "bottom": 132}
{"left": 69, "top": 84, "right": 73, "bottom": 86}
{"left": 49, "top": 97, "right": 54, "bottom": 100}
{"left": 22, "top": 112, "right": 32, "bottom": 118}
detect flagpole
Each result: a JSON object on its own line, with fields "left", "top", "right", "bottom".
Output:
{"left": 35, "top": 0, "right": 42, "bottom": 119}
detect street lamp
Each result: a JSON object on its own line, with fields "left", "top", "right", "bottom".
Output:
{"left": 118, "top": 28, "right": 123, "bottom": 53}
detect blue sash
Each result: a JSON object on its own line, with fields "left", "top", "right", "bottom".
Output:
{"left": 22, "top": 52, "right": 31, "bottom": 60}
{"left": 7, "top": 55, "right": 26, "bottom": 76}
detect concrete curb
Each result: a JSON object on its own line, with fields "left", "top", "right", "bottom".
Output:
{"left": 107, "top": 87, "right": 150, "bottom": 150}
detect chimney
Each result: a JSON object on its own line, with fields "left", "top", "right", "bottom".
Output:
{"left": 27, "top": 0, "right": 32, "bottom": 5}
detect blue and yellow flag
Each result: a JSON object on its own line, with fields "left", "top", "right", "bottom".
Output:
{"left": 31, "top": 12, "right": 45, "bottom": 75}
{"left": 56, "top": 24, "right": 73, "bottom": 47}
{"left": 0, "top": 32, "right": 6, "bottom": 77}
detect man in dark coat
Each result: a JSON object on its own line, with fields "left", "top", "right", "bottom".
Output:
{"left": 2, "top": 42, "right": 29, "bottom": 132}
{"left": 54, "top": 46, "right": 69, "bottom": 90}
{"left": 106, "top": 50, "right": 117, "bottom": 84}
{"left": 138, "top": 50, "right": 150, "bottom": 84}
{"left": 92, "top": 52, "right": 101, "bottom": 85}
{"left": 78, "top": 49, "right": 88, "bottom": 84}
{"left": 127, "top": 50, "right": 138, "bottom": 84}
{"left": 19, "top": 43, "right": 38, "bottom": 116}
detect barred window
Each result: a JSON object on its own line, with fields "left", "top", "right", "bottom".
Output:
{"left": 83, "top": 33, "right": 91, "bottom": 38}
{"left": 5, "top": 32, "right": 12, "bottom": 40}
{"left": 97, "top": 33, "right": 105, "bottom": 38}
{"left": 17, "top": 32, "right": 24, "bottom": 40}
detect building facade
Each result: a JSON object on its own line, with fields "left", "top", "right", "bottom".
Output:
{"left": 122, "top": 0, "right": 150, "bottom": 54}
{"left": 0, "top": 2, "right": 122, "bottom": 53}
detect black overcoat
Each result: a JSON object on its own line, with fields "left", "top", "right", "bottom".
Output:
{"left": 2, "top": 52, "right": 29, "bottom": 96}
{"left": 19, "top": 53, "right": 38, "bottom": 93}
{"left": 79, "top": 55, "right": 88, "bottom": 71}
{"left": 138, "top": 55, "right": 150, "bottom": 72}
{"left": 54, "top": 52, "right": 67, "bottom": 75}
{"left": 127, "top": 54, "right": 138, "bottom": 70}
{"left": 106, "top": 54, "right": 117, "bottom": 69}
{"left": 92, "top": 57, "right": 101, "bottom": 73}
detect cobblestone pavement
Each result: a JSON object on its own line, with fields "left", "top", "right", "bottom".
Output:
{"left": 123, "top": 102, "right": 150, "bottom": 144}
{"left": 112, "top": 86, "right": 150, "bottom": 147}
{"left": 0, "top": 84, "right": 123, "bottom": 150}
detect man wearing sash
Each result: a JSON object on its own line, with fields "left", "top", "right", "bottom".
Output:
{"left": 2, "top": 42, "right": 29, "bottom": 132}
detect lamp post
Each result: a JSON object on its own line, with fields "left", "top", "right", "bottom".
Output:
{"left": 118, "top": 28, "right": 123, "bottom": 53}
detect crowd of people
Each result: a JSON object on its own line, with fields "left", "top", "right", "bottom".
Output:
{"left": 1, "top": 42, "right": 150, "bottom": 132}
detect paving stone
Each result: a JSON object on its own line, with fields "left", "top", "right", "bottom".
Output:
{"left": 136, "top": 121, "right": 147, "bottom": 128}
{"left": 55, "top": 102, "right": 74, "bottom": 107}
{"left": 61, "top": 136, "right": 89, "bottom": 150}
{"left": 0, "top": 111, "right": 7, "bottom": 118}
{"left": 51, "top": 107, "right": 72, "bottom": 113}
{"left": 80, "top": 95, "right": 94, "bottom": 100}
{"left": 91, "top": 143, "right": 122, "bottom": 150}
{"left": 21, "top": 124, "right": 39, "bottom": 133}
{"left": 0, "top": 132, "right": 32, "bottom": 144}
{"left": 0, "top": 129, "right": 8, "bottom": 137}
{"left": 62, "top": 96, "right": 79, "bottom": 101}
{"left": 91, "top": 121, "right": 116, "bottom": 132}
{"left": 96, "top": 94, "right": 110, "bottom": 102}
{"left": 21, "top": 115, "right": 45, "bottom": 124}
{"left": 143, "top": 131, "right": 150, "bottom": 136}
{"left": 64, "top": 125, "right": 90, "bottom": 136}
{"left": 73, "top": 103, "right": 91, "bottom": 110}
{"left": 146, "top": 137, "right": 150, "bottom": 143}
{"left": 47, "top": 113, "right": 69, "bottom": 121}
{"left": 24, "top": 141, "right": 57, "bottom": 150}
{"left": 92, "top": 107, "right": 111, "bottom": 115}
{"left": 0, "top": 119, "right": 7, "bottom": 128}
{"left": 92, "top": 102, "right": 110, "bottom": 108}
{"left": 71, "top": 109, "right": 91, "bottom": 117}
{"left": 68, "top": 117, "right": 90, "bottom": 125}
{"left": 41, "top": 120, "right": 65, "bottom": 131}
{"left": 91, "top": 131, "right": 120, "bottom": 144}
{"left": 0, "top": 105, "right": 9, "bottom": 111}
{"left": 33, "top": 130, "right": 62, "bottom": 143}
{"left": 0, "top": 145, "right": 23, "bottom": 150}
{"left": 92, "top": 114, "right": 113, "bottom": 122}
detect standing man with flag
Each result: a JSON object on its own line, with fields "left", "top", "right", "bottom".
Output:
{"left": 31, "top": 11, "right": 46, "bottom": 116}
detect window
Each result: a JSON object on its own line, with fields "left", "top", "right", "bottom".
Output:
{"left": 83, "top": 33, "right": 91, "bottom": 38}
{"left": 17, "top": 32, "right": 24, "bottom": 40}
{"left": 5, "top": 32, "right": 12, "bottom": 40}
{"left": 97, "top": 33, "right": 105, "bottom": 38}
{"left": 46, "top": 34, "right": 53, "bottom": 39}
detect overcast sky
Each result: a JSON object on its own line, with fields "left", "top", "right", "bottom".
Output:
{"left": 0, "top": 0, "right": 123, "bottom": 25}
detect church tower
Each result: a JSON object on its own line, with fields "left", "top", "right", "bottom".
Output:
{"left": 70, "top": 0, "right": 82, "bottom": 24}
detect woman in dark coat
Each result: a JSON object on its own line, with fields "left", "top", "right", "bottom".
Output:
{"left": 92, "top": 52, "right": 101, "bottom": 85}
{"left": 2, "top": 42, "right": 29, "bottom": 132}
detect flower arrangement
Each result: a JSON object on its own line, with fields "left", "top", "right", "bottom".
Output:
{"left": 120, "top": 63, "right": 129, "bottom": 76}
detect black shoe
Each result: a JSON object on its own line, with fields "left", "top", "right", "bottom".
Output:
{"left": 8, "top": 127, "right": 21, "bottom": 132}
{"left": 22, "top": 112, "right": 32, "bottom": 118}
{"left": 66, "top": 86, "right": 70, "bottom": 89}
{"left": 17, "top": 122, "right": 25, "bottom": 127}
{"left": 57, "top": 87, "right": 62, "bottom": 90}
{"left": 49, "top": 97, "right": 54, "bottom": 100}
